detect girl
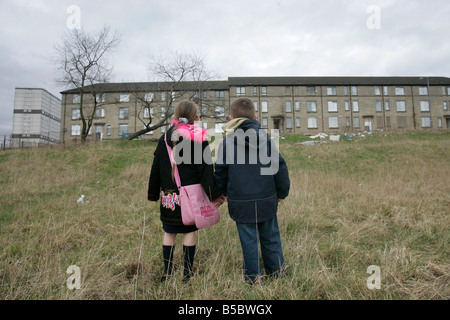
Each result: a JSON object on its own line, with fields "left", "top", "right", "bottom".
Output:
{"left": 147, "top": 100, "right": 221, "bottom": 281}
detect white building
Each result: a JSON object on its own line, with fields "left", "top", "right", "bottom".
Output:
{"left": 12, "top": 88, "right": 61, "bottom": 147}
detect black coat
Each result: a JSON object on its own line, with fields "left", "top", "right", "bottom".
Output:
{"left": 214, "top": 119, "right": 290, "bottom": 223}
{"left": 147, "top": 125, "right": 220, "bottom": 226}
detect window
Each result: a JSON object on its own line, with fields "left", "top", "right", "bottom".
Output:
{"left": 396, "top": 101, "right": 406, "bottom": 112}
{"left": 96, "top": 93, "right": 105, "bottom": 103}
{"left": 420, "top": 101, "right": 430, "bottom": 112}
{"left": 351, "top": 86, "right": 358, "bottom": 96}
{"left": 327, "top": 86, "right": 337, "bottom": 95}
{"left": 145, "top": 92, "right": 154, "bottom": 102}
{"left": 72, "top": 94, "right": 81, "bottom": 104}
{"left": 95, "top": 125, "right": 103, "bottom": 134}
{"left": 383, "top": 86, "right": 389, "bottom": 96}
{"left": 161, "top": 92, "right": 166, "bottom": 101}
{"left": 306, "top": 86, "right": 316, "bottom": 95}
{"left": 328, "top": 101, "right": 338, "bottom": 112}
{"left": 328, "top": 116, "right": 338, "bottom": 128}
{"left": 421, "top": 117, "right": 431, "bottom": 128}
{"left": 295, "top": 101, "right": 300, "bottom": 111}
{"left": 345, "top": 101, "right": 349, "bottom": 111}
{"left": 308, "top": 117, "right": 318, "bottom": 129}
{"left": 261, "top": 101, "right": 268, "bottom": 113}
{"left": 120, "top": 93, "right": 129, "bottom": 102}
{"left": 444, "top": 101, "right": 448, "bottom": 111}
{"left": 395, "top": 86, "right": 405, "bottom": 96}
{"left": 253, "top": 101, "right": 258, "bottom": 112}
{"left": 161, "top": 107, "right": 166, "bottom": 117}
{"left": 385, "top": 100, "right": 390, "bottom": 111}
{"left": 285, "top": 101, "right": 292, "bottom": 113}
{"left": 419, "top": 86, "right": 428, "bottom": 96}
{"left": 285, "top": 86, "right": 291, "bottom": 96}
{"left": 376, "top": 116, "right": 384, "bottom": 129}
{"left": 397, "top": 116, "right": 407, "bottom": 128}
{"left": 119, "top": 107, "right": 129, "bottom": 119}
{"left": 261, "top": 86, "right": 267, "bottom": 95}
{"left": 307, "top": 101, "right": 317, "bottom": 112}
{"left": 253, "top": 86, "right": 258, "bottom": 96}
{"left": 295, "top": 117, "right": 300, "bottom": 127}
{"left": 353, "top": 116, "right": 360, "bottom": 128}
{"left": 160, "top": 126, "right": 166, "bottom": 133}
{"left": 215, "top": 106, "right": 225, "bottom": 117}
{"left": 143, "top": 107, "right": 150, "bottom": 119}
{"left": 107, "top": 125, "right": 111, "bottom": 136}
{"left": 442, "top": 86, "right": 446, "bottom": 96}
{"left": 236, "top": 87, "right": 246, "bottom": 96}
{"left": 352, "top": 101, "right": 359, "bottom": 112}
{"left": 376, "top": 101, "right": 382, "bottom": 112}
{"left": 215, "top": 90, "right": 225, "bottom": 100}
{"left": 202, "top": 106, "right": 208, "bottom": 116}
{"left": 203, "top": 91, "right": 207, "bottom": 100}
{"left": 345, "top": 117, "right": 351, "bottom": 127}
{"left": 71, "top": 108, "right": 81, "bottom": 120}
{"left": 119, "top": 124, "right": 128, "bottom": 135}
{"left": 95, "top": 107, "right": 105, "bottom": 118}
{"left": 71, "top": 124, "right": 80, "bottom": 136}
{"left": 215, "top": 123, "right": 224, "bottom": 133}
{"left": 438, "top": 117, "right": 443, "bottom": 128}
{"left": 374, "top": 86, "right": 381, "bottom": 96}
{"left": 144, "top": 125, "right": 154, "bottom": 135}
{"left": 286, "top": 117, "right": 293, "bottom": 129}
{"left": 262, "top": 117, "right": 268, "bottom": 127}
{"left": 344, "top": 86, "right": 349, "bottom": 96}
{"left": 386, "top": 116, "right": 391, "bottom": 127}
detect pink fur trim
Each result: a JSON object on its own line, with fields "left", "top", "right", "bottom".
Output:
{"left": 171, "top": 120, "right": 207, "bottom": 142}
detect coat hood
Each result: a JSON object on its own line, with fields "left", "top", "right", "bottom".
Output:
{"left": 168, "top": 119, "right": 207, "bottom": 144}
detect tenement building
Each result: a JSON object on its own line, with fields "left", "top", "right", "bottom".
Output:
{"left": 60, "top": 76, "right": 450, "bottom": 142}
{"left": 12, "top": 88, "right": 61, "bottom": 147}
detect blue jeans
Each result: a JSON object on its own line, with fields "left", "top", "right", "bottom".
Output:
{"left": 236, "top": 216, "right": 285, "bottom": 282}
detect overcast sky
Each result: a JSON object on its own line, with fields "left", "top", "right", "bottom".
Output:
{"left": 1, "top": 0, "right": 450, "bottom": 135}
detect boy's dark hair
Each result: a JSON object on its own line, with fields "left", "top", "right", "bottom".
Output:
{"left": 230, "top": 97, "right": 255, "bottom": 119}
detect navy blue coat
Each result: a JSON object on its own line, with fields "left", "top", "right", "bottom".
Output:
{"left": 214, "top": 119, "right": 290, "bottom": 223}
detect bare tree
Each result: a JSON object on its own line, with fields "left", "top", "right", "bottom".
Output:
{"left": 55, "top": 26, "right": 120, "bottom": 142}
{"left": 123, "top": 51, "right": 224, "bottom": 140}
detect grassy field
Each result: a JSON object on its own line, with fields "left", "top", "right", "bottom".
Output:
{"left": 0, "top": 131, "right": 449, "bottom": 300}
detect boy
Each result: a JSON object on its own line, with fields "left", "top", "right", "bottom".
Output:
{"left": 214, "top": 97, "right": 290, "bottom": 283}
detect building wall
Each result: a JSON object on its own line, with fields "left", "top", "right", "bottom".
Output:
{"left": 61, "top": 78, "right": 450, "bottom": 142}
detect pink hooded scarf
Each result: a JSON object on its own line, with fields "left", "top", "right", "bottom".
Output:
{"left": 171, "top": 119, "right": 207, "bottom": 143}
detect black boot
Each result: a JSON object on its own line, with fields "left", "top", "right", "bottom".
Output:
{"left": 183, "top": 245, "right": 196, "bottom": 281}
{"left": 161, "top": 245, "right": 175, "bottom": 282}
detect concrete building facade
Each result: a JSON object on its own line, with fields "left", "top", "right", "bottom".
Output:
{"left": 60, "top": 76, "right": 450, "bottom": 142}
{"left": 12, "top": 88, "right": 61, "bottom": 147}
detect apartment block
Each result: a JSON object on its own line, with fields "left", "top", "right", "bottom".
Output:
{"left": 60, "top": 76, "right": 450, "bottom": 142}
{"left": 12, "top": 88, "right": 61, "bottom": 147}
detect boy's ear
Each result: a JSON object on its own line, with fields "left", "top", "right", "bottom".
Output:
{"left": 229, "top": 115, "right": 234, "bottom": 120}
{"left": 254, "top": 115, "right": 257, "bottom": 120}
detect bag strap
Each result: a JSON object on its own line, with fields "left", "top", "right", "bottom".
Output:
{"left": 164, "top": 133, "right": 181, "bottom": 188}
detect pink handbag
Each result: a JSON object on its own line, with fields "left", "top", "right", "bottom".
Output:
{"left": 164, "top": 134, "right": 220, "bottom": 229}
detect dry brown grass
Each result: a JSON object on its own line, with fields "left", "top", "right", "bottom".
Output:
{"left": 0, "top": 131, "right": 449, "bottom": 299}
